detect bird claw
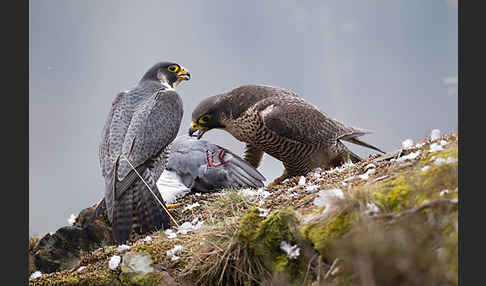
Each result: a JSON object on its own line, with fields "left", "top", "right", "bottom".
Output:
{"left": 166, "top": 203, "right": 181, "bottom": 214}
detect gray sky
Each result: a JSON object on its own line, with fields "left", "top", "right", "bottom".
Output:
{"left": 29, "top": 0, "right": 458, "bottom": 235}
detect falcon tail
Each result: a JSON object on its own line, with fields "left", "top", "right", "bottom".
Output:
{"left": 345, "top": 137, "right": 386, "bottom": 154}
{"left": 111, "top": 168, "right": 171, "bottom": 244}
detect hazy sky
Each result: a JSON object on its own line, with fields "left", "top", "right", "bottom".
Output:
{"left": 29, "top": 0, "right": 458, "bottom": 235}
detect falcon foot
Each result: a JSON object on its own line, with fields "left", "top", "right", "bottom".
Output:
{"left": 267, "top": 170, "right": 289, "bottom": 188}
{"left": 166, "top": 203, "right": 181, "bottom": 214}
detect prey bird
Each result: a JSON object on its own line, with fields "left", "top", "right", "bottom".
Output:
{"left": 156, "top": 135, "right": 266, "bottom": 204}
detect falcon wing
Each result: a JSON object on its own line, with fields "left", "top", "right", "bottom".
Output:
{"left": 117, "top": 89, "right": 184, "bottom": 182}
{"left": 257, "top": 95, "right": 384, "bottom": 153}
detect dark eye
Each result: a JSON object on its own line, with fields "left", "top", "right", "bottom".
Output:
{"left": 168, "top": 65, "right": 179, "bottom": 72}
{"left": 199, "top": 114, "right": 212, "bottom": 124}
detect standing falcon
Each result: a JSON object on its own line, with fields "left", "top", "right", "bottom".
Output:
{"left": 99, "top": 61, "right": 190, "bottom": 243}
{"left": 188, "top": 85, "right": 384, "bottom": 185}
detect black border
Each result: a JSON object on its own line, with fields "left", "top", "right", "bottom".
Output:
{"left": 5, "top": 0, "right": 28, "bottom": 284}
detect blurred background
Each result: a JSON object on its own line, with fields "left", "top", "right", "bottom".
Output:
{"left": 29, "top": 0, "right": 458, "bottom": 236}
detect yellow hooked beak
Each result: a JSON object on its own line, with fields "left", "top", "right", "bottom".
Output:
{"left": 188, "top": 121, "right": 207, "bottom": 139}
{"left": 177, "top": 66, "right": 191, "bottom": 81}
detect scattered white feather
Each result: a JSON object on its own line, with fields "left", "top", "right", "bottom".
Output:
{"left": 166, "top": 245, "right": 183, "bottom": 261}
{"left": 258, "top": 207, "right": 269, "bottom": 217}
{"left": 325, "top": 161, "right": 355, "bottom": 174}
{"left": 30, "top": 271, "right": 42, "bottom": 279}
{"left": 429, "top": 143, "right": 443, "bottom": 153}
{"left": 241, "top": 188, "right": 271, "bottom": 200}
{"left": 183, "top": 202, "right": 200, "bottom": 212}
{"left": 440, "top": 189, "right": 450, "bottom": 196}
{"left": 280, "top": 241, "right": 300, "bottom": 259}
{"left": 364, "top": 163, "right": 376, "bottom": 171}
{"left": 359, "top": 169, "right": 375, "bottom": 180}
{"left": 116, "top": 244, "right": 131, "bottom": 252}
{"left": 401, "top": 139, "right": 414, "bottom": 149}
{"left": 366, "top": 202, "right": 380, "bottom": 214}
{"left": 343, "top": 176, "right": 355, "bottom": 182}
{"left": 156, "top": 170, "right": 191, "bottom": 204}
{"left": 67, "top": 214, "right": 77, "bottom": 225}
{"left": 165, "top": 229, "right": 177, "bottom": 239}
{"left": 108, "top": 255, "right": 121, "bottom": 270}
{"left": 77, "top": 266, "right": 86, "bottom": 272}
{"left": 434, "top": 157, "right": 458, "bottom": 166}
{"left": 305, "top": 184, "right": 320, "bottom": 194}
{"left": 430, "top": 129, "right": 441, "bottom": 141}
{"left": 440, "top": 140, "right": 448, "bottom": 146}
{"left": 415, "top": 142, "right": 425, "bottom": 148}
{"left": 313, "top": 172, "right": 322, "bottom": 179}
{"left": 314, "top": 189, "right": 344, "bottom": 209}
{"left": 421, "top": 165, "right": 430, "bottom": 172}
{"left": 298, "top": 176, "right": 306, "bottom": 185}
{"left": 177, "top": 219, "right": 203, "bottom": 235}
{"left": 396, "top": 151, "right": 421, "bottom": 162}
{"left": 143, "top": 236, "right": 152, "bottom": 245}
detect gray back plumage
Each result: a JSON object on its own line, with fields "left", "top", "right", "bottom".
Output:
{"left": 164, "top": 135, "right": 266, "bottom": 192}
{"left": 99, "top": 80, "right": 183, "bottom": 243}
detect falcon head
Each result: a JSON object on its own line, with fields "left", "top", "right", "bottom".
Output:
{"left": 141, "top": 61, "right": 190, "bottom": 88}
{"left": 189, "top": 95, "right": 226, "bottom": 139}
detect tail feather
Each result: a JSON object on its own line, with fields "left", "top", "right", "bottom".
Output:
{"left": 342, "top": 136, "right": 386, "bottom": 154}
{"left": 133, "top": 169, "right": 170, "bottom": 235}
{"left": 110, "top": 167, "right": 170, "bottom": 244}
{"left": 112, "top": 186, "right": 134, "bottom": 243}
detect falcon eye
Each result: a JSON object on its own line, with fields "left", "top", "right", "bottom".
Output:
{"left": 199, "top": 114, "right": 212, "bottom": 124}
{"left": 167, "top": 65, "right": 179, "bottom": 73}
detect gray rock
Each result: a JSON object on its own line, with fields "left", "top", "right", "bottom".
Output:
{"left": 121, "top": 252, "right": 154, "bottom": 275}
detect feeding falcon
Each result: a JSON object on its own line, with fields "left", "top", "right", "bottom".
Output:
{"left": 156, "top": 135, "right": 266, "bottom": 204}
{"left": 189, "top": 85, "right": 385, "bottom": 185}
{"left": 98, "top": 61, "right": 190, "bottom": 243}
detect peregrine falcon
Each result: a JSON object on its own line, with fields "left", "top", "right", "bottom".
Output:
{"left": 156, "top": 135, "right": 266, "bottom": 203}
{"left": 98, "top": 61, "right": 190, "bottom": 243}
{"left": 188, "top": 85, "right": 384, "bottom": 184}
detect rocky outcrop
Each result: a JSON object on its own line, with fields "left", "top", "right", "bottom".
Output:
{"left": 30, "top": 204, "right": 114, "bottom": 274}
{"left": 29, "top": 133, "right": 458, "bottom": 286}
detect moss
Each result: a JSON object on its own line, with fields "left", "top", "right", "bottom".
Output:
{"left": 131, "top": 244, "right": 153, "bottom": 255}
{"left": 237, "top": 207, "right": 263, "bottom": 243}
{"left": 300, "top": 212, "right": 356, "bottom": 256}
{"left": 372, "top": 176, "right": 414, "bottom": 213}
{"left": 371, "top": 154, "right": 457, "bottom": 213}
{"left": 120, "top": 272, "right": 164, "bottom": 286}
{"left": 419, "top": 144, "right": 458, "bottom": 166}
{"left": 242, "top": 208, "right": 314, "bottom": 284}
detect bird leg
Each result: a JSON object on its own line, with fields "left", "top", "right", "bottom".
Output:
{"left": 267, "top": 169, "right": 289, "bottom": 187}
{"left": 206, "top": 150, "right": 226, "bottom": 167}
{"left": 166, "top": 203, "right": 181, "bottom": 214}
{"left": 243, "top": 144, "right": 264, "bottom": 168}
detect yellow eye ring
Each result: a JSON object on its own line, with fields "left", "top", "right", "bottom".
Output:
{"left": 199, "top": 115, "right": 212, "bottom": 124}
{"left": 168, "top": 65, "right": 179, "bottom": 73}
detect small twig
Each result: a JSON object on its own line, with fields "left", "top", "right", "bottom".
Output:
{"left": 302, "top": 253, "right": 318, "bottom": 286}
{"left": 373, "top": 199, "right": 458, "bottom": 223}
{"left": 324, "top": 258, "right": 340, "bottom": 280}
